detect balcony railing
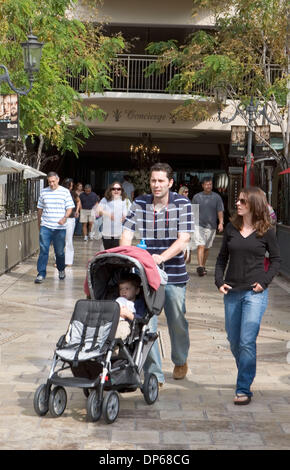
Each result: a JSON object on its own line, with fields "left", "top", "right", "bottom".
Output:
{"left": 67, "top": 54, "right": 283, "bottom": 96}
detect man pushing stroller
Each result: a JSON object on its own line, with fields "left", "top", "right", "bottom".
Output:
{"left": 121, "top": 163, "right": 194, "bottom": 384}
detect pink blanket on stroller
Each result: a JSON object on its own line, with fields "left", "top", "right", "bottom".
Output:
{"left": 84, "top": 245, "right": 161, "bottom": 296}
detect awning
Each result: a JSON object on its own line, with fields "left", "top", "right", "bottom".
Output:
{"left": 0, "top": 156, "right": 46, "bottom": 179}
{"left": 279, "top": 168, "right": 290, "bottom": 175}
{"left": 0, "top": 156, "right": 26, "bottom": 175}
{"left": 22, "top": 165, "right": 46, "bottom": 180}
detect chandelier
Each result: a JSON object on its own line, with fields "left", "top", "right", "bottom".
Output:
{"left": 129, "top": 133, "right": 160, "bottom": 167}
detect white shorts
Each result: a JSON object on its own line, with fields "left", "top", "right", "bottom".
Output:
{"left": 80, "top": 209, "right": 94, "bottom": 223}
{"left": 194, "top": 226, "right": 216, "bottom": 249}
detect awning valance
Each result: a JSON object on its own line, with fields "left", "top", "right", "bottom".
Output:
{"left": 0, "top": 156, "right": 46, "bottom": 179}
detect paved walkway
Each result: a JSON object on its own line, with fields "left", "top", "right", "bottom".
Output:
{"left": 1, "top": 235, "right": 290, "bottom": 450}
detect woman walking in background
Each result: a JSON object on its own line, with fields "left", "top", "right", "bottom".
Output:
{"left": 98, "top": 181, "right": 131, "bottom": 249}
{"left": 73, "top": 182, "right": 83, "bottom": 236}
{"left": 178, "top": 185, "right": 189, "bottom": 199}
{"left": 62, "top": 178, "right": 80, "bottom": 266}
{"left": 215, "top": 187, "right": 280, "bottom": 405}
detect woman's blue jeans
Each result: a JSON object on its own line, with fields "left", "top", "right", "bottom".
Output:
{"left": 143, "top": 283, "right": 190, "bottom": 384}
{"left": 224, "top": 288, "right": 268, "bottom": 397}
{"left": 37, "top": 226, "right": 66, "bottom": 277}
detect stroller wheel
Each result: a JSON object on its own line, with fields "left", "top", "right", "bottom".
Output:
{"left": 102, "top": 391, "right": 119, "bottom": 424}
{"left": 48, "top": 386, "right": 67, "bottom": 417}
{"left": 143, "top": 373, "right": 159, "bottom": 405}
{"left": 86, "top": 390, "right": 102, "bottom": 422}
{"left": 33, "top": 384, "right": 49, "bottom": 416}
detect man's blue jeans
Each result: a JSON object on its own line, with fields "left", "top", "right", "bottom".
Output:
{"left": 37, "top": 226, "right": 66, "bottom": 277}
{"left": 143, "top": 283, "right": 190, "bottom": 384}
{"left": 224, "top": 288, "right": 268, "bottom": 397}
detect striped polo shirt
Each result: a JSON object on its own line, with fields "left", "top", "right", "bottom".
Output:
{"left": 37, "top": 185, "right": 75, "bottom": 230}
{"left": 123, "top": 192, "right": 194, "bottom": 284}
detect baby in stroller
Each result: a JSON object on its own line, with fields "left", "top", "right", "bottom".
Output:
{"left": 115, "top": 273, "right": 146, "bottom": 340}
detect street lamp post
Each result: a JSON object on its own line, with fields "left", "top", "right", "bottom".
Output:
{"left": 0, "top": 33, "right": 44, "bottom": 95}
{"left": 244, "top": 97, "right": 255, "bottom": 187}
{"left": 215, "top": 89, "right": 278, "bottom": 187}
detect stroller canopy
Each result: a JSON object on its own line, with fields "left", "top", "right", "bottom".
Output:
{"left": 84, "top": 246, "right": 166, "bottom": 317}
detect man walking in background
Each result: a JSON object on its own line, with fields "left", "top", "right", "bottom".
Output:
{"left": 35, "top": 172, "right": 74, "bottom": 283}
{"left": 79, "top": 184, "right": 99, "bottom": 241}
{"left": 192, "top": 176, "right": 224, "bottom": 276}
{"left": 122, "top": 174, "right": 135, "bottom": 201}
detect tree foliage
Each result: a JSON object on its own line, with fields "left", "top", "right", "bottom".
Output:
{"left": 146, "top": 0, "right": 289, "bottom": 162}
{"left": 148, "top": 0, "right": 287, "bottom": 94}
{"left": 0, "top": 0, "right": 125, "bottom": 167}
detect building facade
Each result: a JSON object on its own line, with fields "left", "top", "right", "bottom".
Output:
{"left": 55, "top": 0, "right": 282, "bottom": 211}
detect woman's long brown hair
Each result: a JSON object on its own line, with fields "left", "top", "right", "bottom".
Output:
{"left": 230, "top": 186, "right": 272, "bottom": 237}
{"left": 104, "top": 181, "right": 126, "bottom": 201}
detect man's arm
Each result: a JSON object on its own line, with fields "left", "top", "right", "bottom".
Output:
{"left": 119, "top": 228, "right": 134, "bottom": 246}
{"left": 217, "top": 210, "right": 224, "bottom": 233}
{"left": 75, "top": 196, "right": 81, "bottom": 218}
{"left": 37, "top": 208, "right": 43, "bottom": 230}
{"left": 152, "top": 232, "right": 190, "bottom": 265}
{"left": 58, "top": 208, "right": 73, "bottom": 225}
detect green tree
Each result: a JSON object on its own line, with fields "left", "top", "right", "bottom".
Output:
{"left": 0, "top": 0, "right": 125, "bottom": 168}
{"left": 146, "top": 0, "right": 289, "bottom": 165}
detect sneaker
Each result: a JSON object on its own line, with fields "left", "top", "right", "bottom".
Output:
{"left": 197, "top": 266, "right": 205, "bottom": 277}
{"left": 34, "top": 274, "right": 44, "bottom": 284}
{"left": 173, "top": 362, "right": 188, "bottom": 380}
{"left": 59, "top": 270, "right": 66, "bottom": 280}
{"left": 84, "top": 235, "right": 88, "bottom": 241}
{"left": 89, "top": 232, "right": 94, "bottom": 240}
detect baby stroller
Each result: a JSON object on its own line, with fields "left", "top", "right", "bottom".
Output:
{"left": 33, "top": 246, "right": 166, "bottom": 424}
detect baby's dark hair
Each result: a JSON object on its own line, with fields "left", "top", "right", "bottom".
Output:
{"left": 118, "top": 273, "right": 141, "bottom": 289}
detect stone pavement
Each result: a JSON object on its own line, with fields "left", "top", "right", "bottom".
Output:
{"left": 0, "top": 235, "right": 290, "bottom": 450}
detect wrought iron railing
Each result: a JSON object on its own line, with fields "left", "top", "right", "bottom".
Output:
{"left": 0, "top": 211, "right": 37, "bottom": 231}
{"left": 66, "top": 54, "right": 283, "bottom": 95}
{"left": 0, "top": 173, "right": 41, "bottom": 219}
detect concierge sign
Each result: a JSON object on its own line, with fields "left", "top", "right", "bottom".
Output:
{"left": 229, "top": 125, "right": 246, "bottom": 159}
{"left": 254, "top": 125, "right": 271, "bottom": 158}
{"left": 0, "top": 94, "right": 19, "bottom": 139}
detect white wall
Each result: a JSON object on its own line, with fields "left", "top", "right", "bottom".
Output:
{"left": 72, "top": 0, "right": 215, "bottom": 26}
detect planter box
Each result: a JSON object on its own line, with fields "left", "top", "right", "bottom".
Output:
{"left": 0, "top": 216, "right": 38, "bottom": 275}
{"left": 276, "top": 224, "right": 290, "bottom": 279}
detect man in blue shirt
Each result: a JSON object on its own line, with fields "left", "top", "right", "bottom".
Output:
{"left": 79, "top": 184, "right": 99, "bottom": 241}
{"left": 120, "top": 163, "right": 194, "bottom": 385}
{"left": 35, "top": 172, "right": 75, "bottom": 283}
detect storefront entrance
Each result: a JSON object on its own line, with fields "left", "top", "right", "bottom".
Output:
{"left": 58, "top": 130, "right": 230, "bottom": 200}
